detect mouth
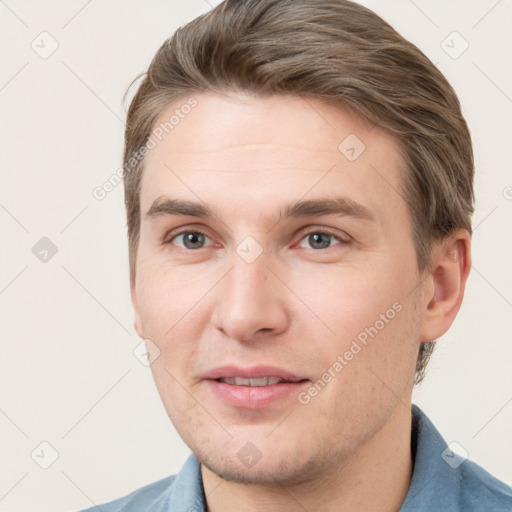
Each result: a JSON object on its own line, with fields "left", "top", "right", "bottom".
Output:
{"left": 204, "top": 366, "right": 310, "bottom": 409}
{"left": 217, "top": 376, "right": 304, "bottom": 386}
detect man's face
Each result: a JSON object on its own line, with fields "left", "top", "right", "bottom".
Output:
{"left": 132, "top": 93, "right": 426, "bottom": 484}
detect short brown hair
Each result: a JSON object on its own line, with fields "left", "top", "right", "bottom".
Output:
{"left": 122, "top": 0, "right": 474, "bottom": 382}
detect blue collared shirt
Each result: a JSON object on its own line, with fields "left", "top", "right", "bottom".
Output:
{"left": 79, "top": 405, "right": 512, "bottom": 511}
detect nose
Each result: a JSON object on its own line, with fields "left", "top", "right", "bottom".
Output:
{"left": 211, "top": 252, "right": 289, "bottom": 343}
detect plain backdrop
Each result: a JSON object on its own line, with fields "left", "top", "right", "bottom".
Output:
{"left": 1, "top": 1, "right": 511, "bottom": 511}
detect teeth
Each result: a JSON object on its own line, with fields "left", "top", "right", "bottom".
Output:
{"left": 220, "top": 376, "right": 284, "bottom": 386}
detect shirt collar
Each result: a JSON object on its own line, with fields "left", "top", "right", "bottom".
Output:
{"left": 399, "top": 404, "right": 462, "bottom": 511}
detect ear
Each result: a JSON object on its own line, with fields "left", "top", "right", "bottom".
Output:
{"left": 419, "top": 229, "right": 472, "bottom": 342}
{"left": 130, "top": 271, "right": 144, "bottom": 339}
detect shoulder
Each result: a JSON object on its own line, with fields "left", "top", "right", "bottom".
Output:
{"left": 77, "top": 474, "right": 176, "bottom": 512}
{"left": 75, "top": 453, "right": 204, "bottom": 512}
{"left": 457, "top": 457, "right": 512, "bottom": 511}
{"left": 405, "top": 405, "right": 512, "bottom": 512}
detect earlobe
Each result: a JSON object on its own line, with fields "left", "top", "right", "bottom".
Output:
{"left": 420, "top": 230, "right": 471, "bottom": 342}
{"left": 130, "top": 272, "right": 144, "bottom": 339}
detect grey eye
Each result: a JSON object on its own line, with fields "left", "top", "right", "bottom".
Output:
{"left": 174, "top": 232, "right": 209, "bottom": 250}
{"left": 299, "top": 232, "right": 341, "bottom": 250}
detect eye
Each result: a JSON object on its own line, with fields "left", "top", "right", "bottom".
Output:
{"left": 165, "top": 228, "right": 349, "bottom": 251}
{"left": 297, "top": 229, "right": 348, "bottom": 250}
{"left": 168, "top": 230, "right": 213, "bottom": 250}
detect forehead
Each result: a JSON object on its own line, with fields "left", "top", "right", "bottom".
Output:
{"left": 140, "top": 93, "right": 407, "bottom": 224}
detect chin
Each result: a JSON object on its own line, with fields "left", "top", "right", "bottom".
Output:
{"left": 196, "top": 440, "right": 330, "bottom": 486}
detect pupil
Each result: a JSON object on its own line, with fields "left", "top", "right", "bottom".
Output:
{"left": 185, "top": 232, "right": 203, "bottom": 249}
{"left": 310, "top": 233, "right": 330, "bottom": 249}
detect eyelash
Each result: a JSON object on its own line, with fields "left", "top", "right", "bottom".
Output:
{"left": 164, "top": 227, "right": 350, "bottom": 251}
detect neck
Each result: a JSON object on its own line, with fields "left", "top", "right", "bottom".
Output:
{"left": 202, "top": 402, "right": 414, "bottom": 512}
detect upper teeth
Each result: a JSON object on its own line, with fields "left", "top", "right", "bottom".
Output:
{"left": 220, "top": 376, "right": 284, "bottom": 386}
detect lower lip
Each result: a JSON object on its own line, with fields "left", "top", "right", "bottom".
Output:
{"left": 206, "top": 380, "right": 308, "bottom": 409}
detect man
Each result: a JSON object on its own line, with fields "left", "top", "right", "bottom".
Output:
{"left": 81, "top": 0, "right": 512, "bottom": 510}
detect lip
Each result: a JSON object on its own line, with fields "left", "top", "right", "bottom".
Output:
{"left": 203, "top": 365, "right": 309, "bottom": 409}
{"left": 202, "top": 365, "right": 306, "bottom": 382}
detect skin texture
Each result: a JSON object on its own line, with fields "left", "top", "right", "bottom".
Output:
{"left": 131, "top": 93, "right": 471, "bottom": 511}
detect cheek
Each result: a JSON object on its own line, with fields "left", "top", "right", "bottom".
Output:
{"left": 292, "top": 265, "right": 403, "bottom": 341}
{"left": 292, "top": 259, "right": 420, "bottom": 386}
{"left": 135, "top": 266, "right": 214, "bottom": 389}
{"left": 136, "top": 264, "right": 209, "bottom": 337}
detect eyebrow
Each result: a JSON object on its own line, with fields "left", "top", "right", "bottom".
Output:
{"left": 144, "top": 195, "right": 375, "bottom": 223}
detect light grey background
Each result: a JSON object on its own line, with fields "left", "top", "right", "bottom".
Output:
{"left": 0, "top": 1, "right": 511, "bottom": 511}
